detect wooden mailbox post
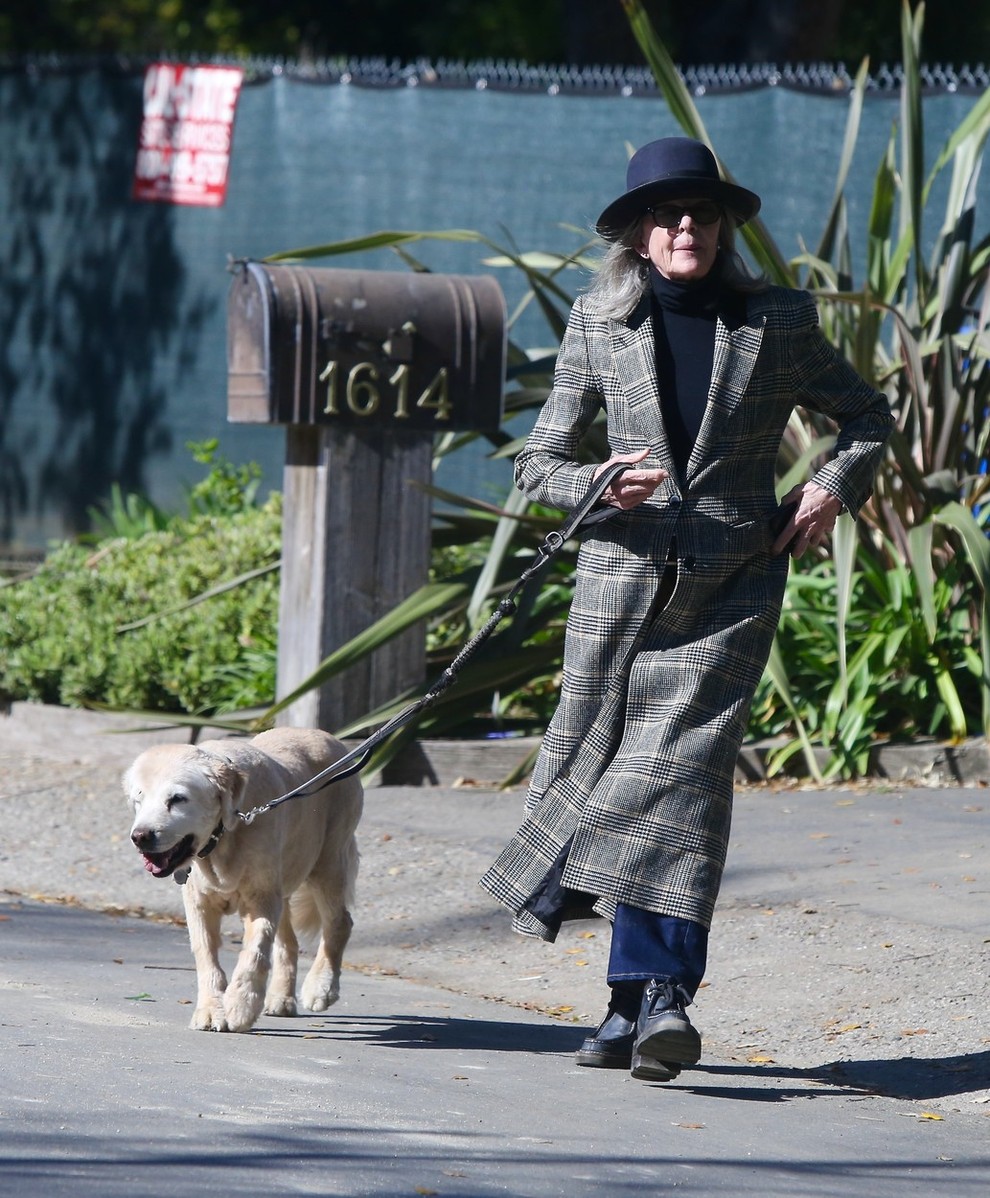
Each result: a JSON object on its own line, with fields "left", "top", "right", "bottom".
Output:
{"left": 226, "top": 262, "right": 507, "bottom": 731}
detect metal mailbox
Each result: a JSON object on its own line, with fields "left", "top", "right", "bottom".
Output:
{"left": 227, "top": 262, "right": 507, "bottom": 432}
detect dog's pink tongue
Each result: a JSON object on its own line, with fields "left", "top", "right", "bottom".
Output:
{"left": 142, "top": 855, "right": 167, "bottom": 877}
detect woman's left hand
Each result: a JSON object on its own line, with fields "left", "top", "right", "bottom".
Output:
{"left": 773, "top": 483, "right": 844, "bottom": 558}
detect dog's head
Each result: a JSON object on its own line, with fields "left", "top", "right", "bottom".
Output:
{"left": 125, "top": 744, "right": 247, "bottom": 879}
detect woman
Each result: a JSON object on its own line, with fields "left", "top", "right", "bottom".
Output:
{"left": 480, "top": 137, "right": 894, "bottom": 1082}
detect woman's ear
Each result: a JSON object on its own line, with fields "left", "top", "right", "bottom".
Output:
{"left": 634, "top": 216, "right": 652, "bottom": 261}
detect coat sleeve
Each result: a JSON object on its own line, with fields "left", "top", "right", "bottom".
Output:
{"left": 785, "top": 290, "right": 895, "bottom": 517}
{"left": 513, "top": 297, "right": 606, "bottom": 511}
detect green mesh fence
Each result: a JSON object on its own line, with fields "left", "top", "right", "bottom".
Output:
{"left": 1, "top": 57, "right": 987, "bottom": 549}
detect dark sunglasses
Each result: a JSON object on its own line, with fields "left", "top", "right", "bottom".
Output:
{"left": 649, "top": 201, "right": 722, "bottom": 228}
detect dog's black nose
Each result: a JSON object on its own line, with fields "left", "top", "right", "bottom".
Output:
{"left": 131, "top": 828, "right": 156, "bottom": 851}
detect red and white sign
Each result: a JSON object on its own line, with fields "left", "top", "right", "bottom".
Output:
{"left": 133, "top": 63, "right": 243, "bottom": 207}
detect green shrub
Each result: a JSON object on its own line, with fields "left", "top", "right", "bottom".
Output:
{"left": 751, "top": 540, "right": 984, "bottom": 776}
{"left": 0, "top": 449, "right": 281, "bottom": 717}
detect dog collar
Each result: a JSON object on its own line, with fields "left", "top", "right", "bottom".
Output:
{"left": 173, "top": 817, "right": 227, "bottom": 886}
{"left": 197, "top": 818, "right": 227, "bottom": 860}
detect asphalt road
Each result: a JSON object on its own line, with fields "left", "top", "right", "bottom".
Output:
{"left": 1, "top": 703, "right": 989, "bottom": 1196}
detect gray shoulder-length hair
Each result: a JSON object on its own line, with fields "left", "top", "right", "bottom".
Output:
{"left": 583, "top": 209, "right": 769, "bottom": 321}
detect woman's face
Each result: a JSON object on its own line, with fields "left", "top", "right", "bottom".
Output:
{"left": 637, "top": 198, "right": 722, "bottom": 281}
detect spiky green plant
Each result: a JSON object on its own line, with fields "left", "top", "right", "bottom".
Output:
{"left": 238, "top": 4, "right": 990, "bottom": 780}
{"left": 624, "top": 0, "right": 990, "bottom": 771}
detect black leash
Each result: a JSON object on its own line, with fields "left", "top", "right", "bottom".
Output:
{"left": 237, "top": 461, "right": 631, "bottom": 825}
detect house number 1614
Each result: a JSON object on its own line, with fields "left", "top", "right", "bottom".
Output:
{"left": 319, "top": 360, "right": 452, "bottom": 422}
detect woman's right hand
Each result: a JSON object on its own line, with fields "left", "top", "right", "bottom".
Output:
{"left": 594, "top": 448, "right": 668, "bottom": 510}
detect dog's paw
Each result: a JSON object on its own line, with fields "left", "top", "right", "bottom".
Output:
{"left": 190, "top": 1005, "right": 229, "bottom": 1032}
{"left": 301, "top": 971, "right": 340, "bottom": 1012}
{"left": 223, "top": 981, "right": 265, "bottom": 1032}
{"left": 263, "top": 994, "right": 298, "bottom": 1018}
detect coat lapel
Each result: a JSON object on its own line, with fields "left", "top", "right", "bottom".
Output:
{"left": 610, "top": 297, "right": 679, "bottom": 479}
{"left": 685, "top": 308, "right": 766, "bottom": 486}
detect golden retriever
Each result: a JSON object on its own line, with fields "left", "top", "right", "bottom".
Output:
{"left": 125, "top": 728, "right": 362, "bottom": 1032}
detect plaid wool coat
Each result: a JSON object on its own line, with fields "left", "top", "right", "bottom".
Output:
{"left": 480, "top": 286, "right": 894, "bottom": 941}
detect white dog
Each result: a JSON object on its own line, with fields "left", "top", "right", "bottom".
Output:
{"left": 126, "top": 728, "right": 362, "bottom": 1032}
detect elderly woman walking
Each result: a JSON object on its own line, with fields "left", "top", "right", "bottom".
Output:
{"left": 480, "top": 137, "right": 894, "bottom": 1082}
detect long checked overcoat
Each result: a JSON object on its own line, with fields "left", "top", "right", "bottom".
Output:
{"left": 480, "top": 285, "right": 894, "bottom": 941}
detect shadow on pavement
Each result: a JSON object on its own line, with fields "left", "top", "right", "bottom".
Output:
{"left": 254, "top": 1013, "right": 990, "bottom": 1102}
{"left": 679, "top": 1051, "right": 990, "bottom": 1102}
{"left": 254, "top": 1012, "right": 585, "bottom": 1055}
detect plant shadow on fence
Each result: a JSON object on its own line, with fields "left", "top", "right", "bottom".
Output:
{"left": 0, "top": 69, "right": 213, "bottom": 542}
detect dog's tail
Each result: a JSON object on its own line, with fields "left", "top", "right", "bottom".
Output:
{"left": 288, "top": 890, "right": 323, "bottom": 949}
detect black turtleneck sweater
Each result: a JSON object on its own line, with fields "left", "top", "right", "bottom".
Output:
{"left": 650, "top": 264, "right": 722, "bottom": 482}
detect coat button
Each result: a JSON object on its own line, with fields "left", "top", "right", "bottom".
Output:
{"left": 667, "top": 494, "right": 682, "bottom": 508}
{"left": 682, "top": 555, "right": 696, "bottom": 571}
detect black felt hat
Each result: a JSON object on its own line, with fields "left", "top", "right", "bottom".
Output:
{"left": 596, "top": 137, "right": 761, "bottom": 239}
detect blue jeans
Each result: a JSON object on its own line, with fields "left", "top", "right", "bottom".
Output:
{"left": 607, "top": 903, "right": 709, "bottom": 1002}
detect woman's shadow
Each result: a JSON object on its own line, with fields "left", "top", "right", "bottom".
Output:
{"left": 682, "top": 1050, "right": 990, "bottom": 1103}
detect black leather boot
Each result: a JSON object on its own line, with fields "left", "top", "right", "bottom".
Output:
{"left": 576, "top": 998, "right": 683, "bottom": 1077}
{"left": 631, "top": 977, "right": 701, "bottom": 1081}
{"left": 575, "top": 1005, "right": 638, "bottom": 1068}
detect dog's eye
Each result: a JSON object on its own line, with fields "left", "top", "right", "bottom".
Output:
{"left": 166, "top": 793, "right": 189, "bottom": 811}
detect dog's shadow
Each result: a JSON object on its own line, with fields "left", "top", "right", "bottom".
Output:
{"left": 257, "top": 1015, "right": 990, "bottom": 1102}
{"left": 257, "top": 1012, "right": 581, "bottom": 1055}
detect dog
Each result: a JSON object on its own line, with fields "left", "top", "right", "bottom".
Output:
{"left": 125, "top": 727, "right": 362, "bottom": 1032}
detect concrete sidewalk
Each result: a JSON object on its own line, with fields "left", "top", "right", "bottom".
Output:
{"left": 1, "top": 702, "right": 989, "bottom": 1195}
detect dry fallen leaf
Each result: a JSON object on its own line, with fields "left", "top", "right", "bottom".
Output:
{"left": 901, "top": 1028, "right": 932, "bottom": 1036}
{"left": 578, "top": 931, "right": 596, "bottom": 939}
{"left": 673, "top": 1122, "right": 705, "bottom": 1129}
{"left": 747, "top": 1053, "right": 775, "bottom": 1064}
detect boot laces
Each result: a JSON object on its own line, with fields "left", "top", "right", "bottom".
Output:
{"left": 645, "top": 977, "right": 693, "bottom": 1013}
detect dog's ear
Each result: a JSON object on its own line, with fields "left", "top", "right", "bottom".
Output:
{"left": 209, "top": 756, "right": 248, "bottom": 828}
{"left": 122, "top": 760, "right": 144, "bottom": 808}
